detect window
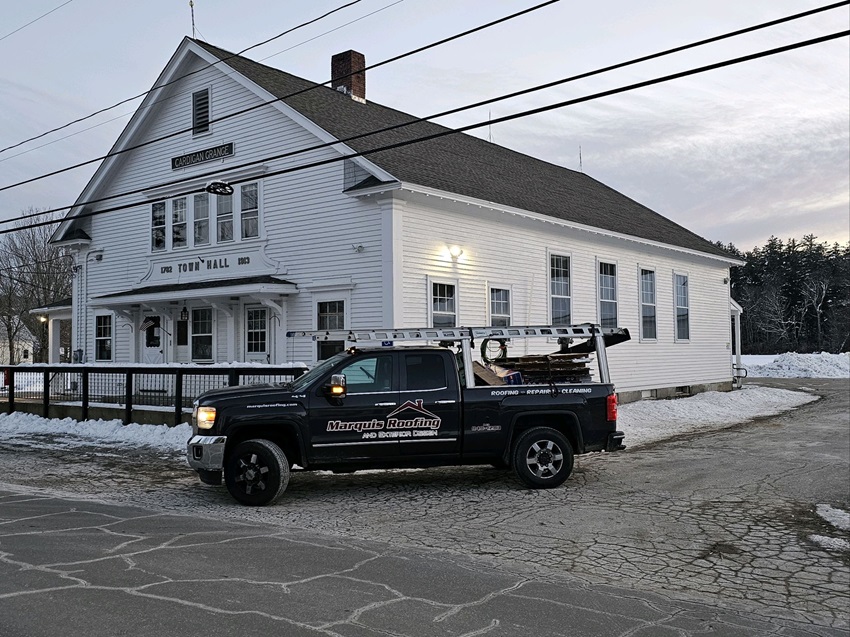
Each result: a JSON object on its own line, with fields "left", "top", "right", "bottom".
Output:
{"left": 240, "top": 183, "right": 259, "bottom": 239}
{"left": 675, "top": 273, "right": 690, "bottom": 340}
{"left": 404, "top": 353, "right": 447, "bottom": 391}
{"left": 490, "top": 287, "right": 511, "bottom": 327}
{"left": 151, "top": 202, "right": 166, "bottom": 252}
{"left": 246, "top": 308, "right": 267, "bottom": 354}
{"left": 143, "top": 316, "right": 161, "bottom": 348}
{"left": 191, "top": 308, "right": 213, "bottom": 361}
{"left": 95, "top": 315, "right": 112, "bottom": 361}
{"left": 640, "top": 269, "right": 657, "bottom": 340}
{"left": 192, "top": 89, "right": 210, "bottom": 135}
{"left": 317, "top": 300, "right": 345, "bottom": 360}
{"left": 550, "top": 254, "right": 570, "bottom": 325}
{"left": 599, "top": 262, "right": 618, "bottom": 328}
{"left": 339, "top": 355, "right": 393, "bottom": 393}
{"left": 216, "top": 193, "right": 233, "bottom": 242}
{"left": 431, "top": 282, "right": 456, "bottom": 327}
{"left": 193, "top": 193, "right": 209, "bottom": 246}
{"left": 172, "top": 198, "right": 187, "bottom": 248}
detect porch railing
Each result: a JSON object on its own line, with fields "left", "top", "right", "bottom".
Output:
{"left": 1, "top": 364, "right": 307, "bottom": 427}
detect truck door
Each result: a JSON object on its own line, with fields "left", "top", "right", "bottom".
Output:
{"left": 307, "top": 353, "right": 400, "bottom": 462}
{"left": 398, "top": 351, "right": 461, "bottom": 456}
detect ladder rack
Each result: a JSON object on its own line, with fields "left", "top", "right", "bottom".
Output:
{"left": 286, "top": 324, "right": 608, "bottom": 343}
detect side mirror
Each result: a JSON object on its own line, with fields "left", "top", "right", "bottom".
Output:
{"left": 326, "top": 373, "right": 347, "bottom": 398}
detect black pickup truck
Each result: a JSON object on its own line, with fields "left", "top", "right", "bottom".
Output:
{"left": 187, "top": 324, "right": 629, "bottom": 505}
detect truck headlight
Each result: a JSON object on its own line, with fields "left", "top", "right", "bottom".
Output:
{"left": 195, "top": 406, "right": 216, "bottom": 430}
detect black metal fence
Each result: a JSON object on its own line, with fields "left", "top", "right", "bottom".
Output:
{"left": 1, "top": 364, "right": 307, "bottom": 427}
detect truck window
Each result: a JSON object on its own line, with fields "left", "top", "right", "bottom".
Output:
{"left": 340, "top": 355, "right": 393, "bottom": 393}
{"left": 404, "top": 353, "right": 447, "bottom": 391}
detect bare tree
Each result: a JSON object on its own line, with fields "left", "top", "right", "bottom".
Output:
{"left": 0, "top": 209, "right": 73, "bottom": 363}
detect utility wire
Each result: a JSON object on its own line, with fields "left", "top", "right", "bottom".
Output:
{"left": 0, "top": 0, "right": 365, "bottom": 155}
{"left": 3, "top": 1, "right": 847, "bottom": 225}
{"left": 0, "top": 0, "right": 74, "bottom": 43}
{"left": 1, "top": 28, "right": 845, "bottom": 239}
{"left": 0, "top": 0, "right": 404, "bottom": 165}
{"left": 0, "top": 0, "right": 562, "bottom": 193}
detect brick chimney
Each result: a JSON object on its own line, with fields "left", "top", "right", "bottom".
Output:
{"left": 331, "top": 50, "right": 366, "bottom": 103}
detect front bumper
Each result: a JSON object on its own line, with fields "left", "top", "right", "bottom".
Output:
{"left": 606, "top": 431, "right": 626, "bottom": 451}
{"left": 187, "top": 435, "right": 227, "bottom": 471}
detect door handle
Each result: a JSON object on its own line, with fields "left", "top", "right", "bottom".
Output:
{"left": 375, "top": 402, "right": 397, "bottom": 407}
{"left": 435, "top": 400, "right": 456, "bottom": 404}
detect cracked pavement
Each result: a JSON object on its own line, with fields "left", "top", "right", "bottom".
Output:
{"left": 0, "top": 378, "right": 848, "bottom": 635}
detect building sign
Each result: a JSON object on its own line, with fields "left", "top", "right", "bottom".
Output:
{"left": 140, "top": 244, "right": 282, "bottom": 285}
{"left": 171, "top": 143, "right": 234, "bottom": 170}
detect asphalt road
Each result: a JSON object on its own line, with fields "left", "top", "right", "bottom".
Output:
{"left": 0, "top": 378, "right": 848, "bottom": 636}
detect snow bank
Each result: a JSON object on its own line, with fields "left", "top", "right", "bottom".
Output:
{"left": 743, "top": 352, "right": 849, "bottom": 378}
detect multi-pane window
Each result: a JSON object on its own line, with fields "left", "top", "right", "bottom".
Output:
{"left": 675, "top": 273, "right": 690, "bottom": 340}
{"left": 432, "top": 283, "right": 456, "bottom": 328}
{"left": 550, "top": 254, "right": 570, "bottom": 325}
{"left": 241, "top": 184, "right": 259, "bottom": 239}
{"left": 193, "top": 193, "right": 209, "bottom": 246}
{"left": 490, "top": 287, "right": 511, "bottom": 327}
{"left": 151, "top": 202, "right": 166, "bottom": 252}
{"left": 95, "top": 315, "right": 112, "bottom": 361}
{"left": 172, "top": 197, "right": 187, "bottom": 248}
{"left": 640, "top": 269, "right": 657, "bottom": 340}
{"left": 599, "top": 262, "right": 618, "bottom": 328}
{"left": 192, "top": 88, "right": 210, "bottom": 135}
{"left": 246, "top": 308, "right": 267, "bottom": 354}
{"left": 191, "top": 308, "right": 213, "bottom": 361}
{"left": 217, "top": 193, "right": 233, "bottom": 242}
{"left": 317, "top": 300, "right": 345, "bottom": 360}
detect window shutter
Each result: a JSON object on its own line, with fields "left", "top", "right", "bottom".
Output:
{"left": 192, "top": 89, "right": 209, "bottom": 134}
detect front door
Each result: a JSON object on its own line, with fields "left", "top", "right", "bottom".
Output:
{"left": 308, "top": 353, "right": 400, "bottom": 463}
{"left": 141, "top": 315, "right": 164, "bottom": 364}
{"left": 245, "top": 306, "right": 270, "bottom": 363}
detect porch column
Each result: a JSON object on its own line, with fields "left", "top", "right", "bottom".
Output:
{"left": 48, "top": 318, "right": 61, "bottom": 363}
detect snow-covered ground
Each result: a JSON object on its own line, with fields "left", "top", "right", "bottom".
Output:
{"left": 741, "top": 352, "right": 849, "bottom": 378}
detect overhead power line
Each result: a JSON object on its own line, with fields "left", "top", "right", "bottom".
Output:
{"left": 3, "top": 1, "right": 847, "bottom": 226}
{"left": 0, "top": 0, "right": 365, "bottom": 155}
{"left": 1, "top": 28, "right": 845, "bottom": 239}
{"left": 0, "top": 0, "right": 74, "bottom": 43}
{"left": 0, "top": 0, "right": 562, "bottom": 194}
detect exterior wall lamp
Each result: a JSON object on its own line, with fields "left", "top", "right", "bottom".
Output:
{"left": 448, "top": 245, "right": 464, "bottom": 261}
{"left": 180, "top": 306, "right": 189, "bottom": 321}
{"left": 205, "top": 181, "right": 233, "bottom": 195}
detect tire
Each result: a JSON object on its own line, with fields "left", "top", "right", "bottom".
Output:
{"left": 224, "top": 439, "right": 290, "bottom": 506}
{"left": 512, "top": 427, "right": 574, "bottom": 488}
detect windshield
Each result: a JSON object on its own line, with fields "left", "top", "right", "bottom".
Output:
{"left": 289, "top": 351, "right": 350, "bottom": 392}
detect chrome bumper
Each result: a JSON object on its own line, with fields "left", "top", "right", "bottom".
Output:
{"left": 187, "top": 435, "right": 227, "bottom": 471}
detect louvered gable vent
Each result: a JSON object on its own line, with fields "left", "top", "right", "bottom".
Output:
{"left": 192, "top": 88, "right": 210, "bottom": 135}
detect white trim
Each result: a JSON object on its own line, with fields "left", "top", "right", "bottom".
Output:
{"left": 427, "top": 276, "right": 459, "bottom": 328}
{"left": 399, "top": 183, "right": 744, "bottom": 266}
{"left": 143, "top": 165, "right": 268, "bottom": 199}
{"left": 89, "top": 281, "right": 297, "bottom": 307}
{"left": 673, "top": 270, "right": 691, "bottom": 343}
{"left": 93, "top": 312, "right": 114, "bottom": 362}
{"left": 486, "top": 281, "right": 513, "bottom": 327}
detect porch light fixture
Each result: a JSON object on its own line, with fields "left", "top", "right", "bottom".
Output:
{"left": 205, "top": 180, "right": 233, "bottom": 195}
{"left": 448, "top": 245, "right": 464, "bottom": 261}
{"left": 180, "top": 306, "right": 189, "bottom": 321}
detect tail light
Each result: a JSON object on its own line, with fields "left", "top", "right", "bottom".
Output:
{"left": 606, "top": 393, "right": 618, "bottom": 422}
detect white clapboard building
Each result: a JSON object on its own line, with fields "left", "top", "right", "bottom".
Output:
{"left": 48, "top": 38, "right": 743, "bottom": 400}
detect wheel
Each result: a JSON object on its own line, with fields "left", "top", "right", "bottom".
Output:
{"left": 224, "top": 439, "right": 290, "bottom": 506}
{"left": 512, "top": 427, "right": 574, "bottom": 488}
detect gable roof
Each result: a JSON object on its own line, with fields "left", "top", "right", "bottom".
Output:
{"left": 193, "top": 39, "right": 733, "bottom": 261}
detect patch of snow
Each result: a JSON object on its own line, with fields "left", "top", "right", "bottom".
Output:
{"left": 816, "top": 504, "right": 850, "bottom": 531}
{"left": 808, "top": 535, "right": 850, "bottom": 551}
{"left": 741, "top": 355, "right": 780, "bottom": 366}
{"left": 743, "top": 352, "right": 849, "bottom": 378}
{"left": 619, "top": 385, "right": 817, "bottom": 447}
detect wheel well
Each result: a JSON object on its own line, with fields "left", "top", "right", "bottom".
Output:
{"left": 224, "top": 424, "right": 303, "bottom": 467}
{"left": 509, "top": 413, "right": 582, "bottom": 456}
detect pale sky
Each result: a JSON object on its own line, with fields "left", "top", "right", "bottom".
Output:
{"left": 1, "top": 0, "right": 847, "bottom": 251}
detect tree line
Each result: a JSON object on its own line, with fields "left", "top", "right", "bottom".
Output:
{"left": 724, "top": 235, "right": 850, "bottom": 355}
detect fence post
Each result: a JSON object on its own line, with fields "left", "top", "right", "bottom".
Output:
{"left": 8, "top": 369, "right": 14, "bottom": 414}
{"left": 124, "top": 371, "right": 133, "bottom": 425}
{"left": 81, "top": 370, "right": 89, "bottom": 421}
{"left": 228, "top": 370, "right": 239, "bottom": 386}
{"left": 174, "top": 369, "right": 184, "bottom": 427}
{"left": 42, "top": 370, "right": 50, "bottom": 418}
